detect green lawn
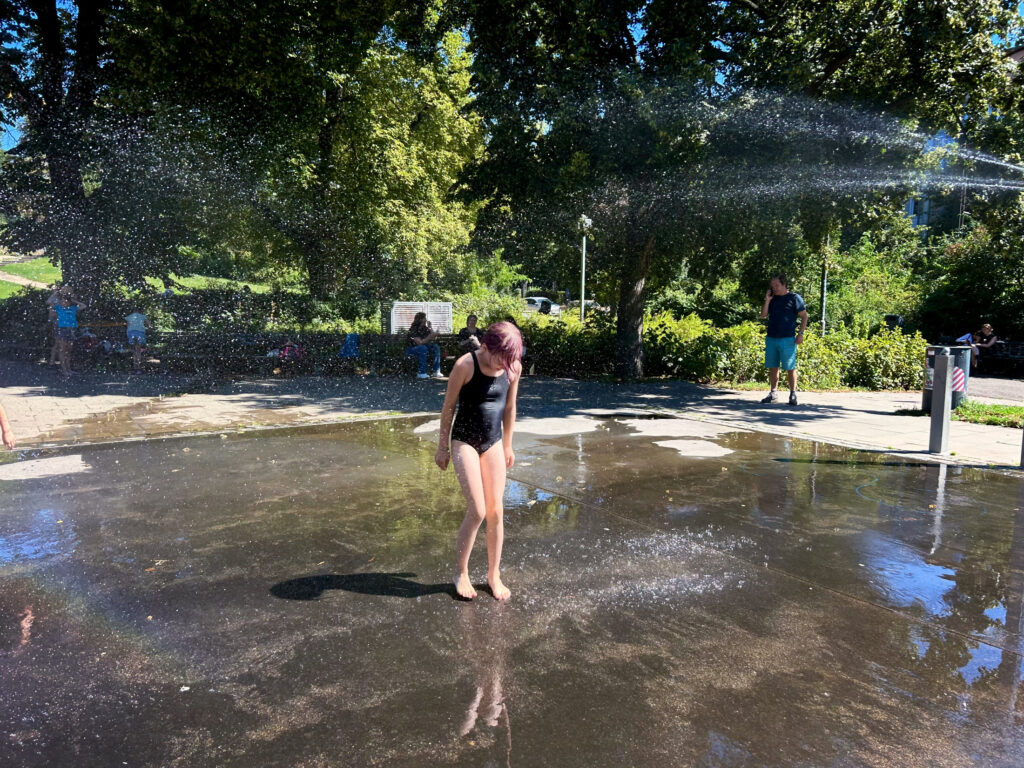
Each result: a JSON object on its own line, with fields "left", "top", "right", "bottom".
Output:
{"left": 145, "top": 274, "right": 273, "bottom": 294}
{"left": 0, "top": 281, "right": 25, "bottom": 299}
{"left": 0, "top": 257, "right": 61, "bottom": 285}
{"left": 896, "top": 400, "right": 1024, "bottom": 428}
{"left": 952, "top": 400, "right": 1024, "bottom": 429}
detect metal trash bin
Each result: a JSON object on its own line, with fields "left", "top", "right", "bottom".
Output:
{"left": 922, "top": 345, "right": 972, "bottom": 411}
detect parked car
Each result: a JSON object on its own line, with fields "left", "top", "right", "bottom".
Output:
{"left": 524, "top": 296, "right": 561, "bottom": 315}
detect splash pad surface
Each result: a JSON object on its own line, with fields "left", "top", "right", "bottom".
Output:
{"left": 1, "top": 416, "right": 1023, "bottom": 767}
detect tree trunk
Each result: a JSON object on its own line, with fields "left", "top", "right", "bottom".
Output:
{"left": 305, "top": 246, "right": 339, "bottom": 300}
{"left": 614, "top": 236, "right": 654, "bottom": 380}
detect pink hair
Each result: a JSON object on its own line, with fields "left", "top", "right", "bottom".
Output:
{"left": 481, "top": 321, "right": 523, "bottom": 377}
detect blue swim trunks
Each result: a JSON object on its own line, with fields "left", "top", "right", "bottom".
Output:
{"left": 127, "top": 330, "right": 146, "bottom": 346}
{"left": 764, "top": 336, "right": 797, "bottom": 371}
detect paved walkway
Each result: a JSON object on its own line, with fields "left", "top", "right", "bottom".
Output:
{"left": 1, "top": 361, "right": 1021, "bottom": 468}
{"left": 0, "top": 271, "right": 48, "bottom": 289}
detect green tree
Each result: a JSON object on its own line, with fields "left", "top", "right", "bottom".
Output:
{"left": 0, "top": 0, "right": 115, "bottom": 295}
{"left": 455, "top": 0, "right": 1020, "bottom": 377}
{"left": 113, "top": 0, "right": 482, "bottom": 300}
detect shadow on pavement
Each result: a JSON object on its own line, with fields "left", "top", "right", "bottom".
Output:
{"left": 270, "top": 572, "right": 465, "bottom": 601}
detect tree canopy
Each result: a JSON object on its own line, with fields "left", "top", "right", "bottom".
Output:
{"left": 2, "top": 1, "right": 1023, "bottom": 366}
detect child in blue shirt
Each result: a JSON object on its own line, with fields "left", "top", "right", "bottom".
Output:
{"left": 54, "top": 291, "right": 88, "bottom": 378}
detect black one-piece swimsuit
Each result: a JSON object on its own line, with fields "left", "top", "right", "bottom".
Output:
{"left": 451, "top": 351, "right": 510, "bottom": 454}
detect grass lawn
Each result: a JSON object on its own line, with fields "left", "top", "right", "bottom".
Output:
{"left": 952, "top": 400, "right": 1024, "bottom": 428}
{"left": 896, "top": 400, "right": 1024, "bottom": 428}
{"left": 0, "top": 257, "right": 61, "bottom": 285}
{"left": 0, "top": 281, "right": 25, "bottom": 299}
{"left": 145, "top": 274, "right": 274, "bottom": 294}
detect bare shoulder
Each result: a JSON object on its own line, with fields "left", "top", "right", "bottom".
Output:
{"left": 449, "top": 353, "right": 475, "bottom": 383}
{"left": 509, "top": 360, "right": 523, "bottom": 386}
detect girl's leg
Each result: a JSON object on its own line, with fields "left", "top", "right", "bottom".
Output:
{"left": 59, "top": 339, "right": 71, "bottom": 376}
{"left": 452, "top": 440, "right": 487, "bottom": 599}
{"left": 479, "top": 441, "right": 510, "bottom": 600}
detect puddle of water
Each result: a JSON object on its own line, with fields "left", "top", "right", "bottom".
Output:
{"left": 2, "top": 416, "right": 1023, "bottom": 767}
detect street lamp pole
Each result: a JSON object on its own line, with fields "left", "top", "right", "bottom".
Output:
{"left": 580, "top": 215, "right": 592, "bottom": 322}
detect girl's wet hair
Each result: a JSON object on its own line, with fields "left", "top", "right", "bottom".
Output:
{"left": 481, "top": 321, "right": 523, "bottom": 377}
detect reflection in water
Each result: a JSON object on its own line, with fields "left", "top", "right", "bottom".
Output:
{"left": 14, "top": 605, "right": 34, "bottom": 655}
{"left": 0, "top": 508, "right": 76, "bottom": 564}
{"left": 996, "top": 486, "right": 1024, "bottom": 723}
{"left": 457, "top": 603, "right": 512, "bottom": 766}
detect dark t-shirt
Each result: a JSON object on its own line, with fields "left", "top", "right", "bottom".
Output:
{"left": 458, "top": 327, "right": 484, "bottom": 344}
{"left": 766, "top": 292, "right": 806, "bottom": 338}
{"left": 406, "top": 323, "right": 432, "bottom": 348}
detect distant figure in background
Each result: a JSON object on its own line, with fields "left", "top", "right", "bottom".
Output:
{"left": 125, "top": 308, "right": 150, "bottom": 373}
{"left": 760, "top": 274, "right": 808, "bottom": 406}
{"left": 458, "top": 314, "right": 484, "bottom": 351}
{"left": 0, "top": 401, "right": 15, "bottom": 449}
{"left": 974, "top": 323, "right": 998, "bottom": 368}
{"left": 54, "top": 292, "right": 88, "bottom": 379}
{"left": 45, "top": 285, "right": 63, "bottom": 366}
{"left": 406, "top": 311, "right": 443, "bottom": 379}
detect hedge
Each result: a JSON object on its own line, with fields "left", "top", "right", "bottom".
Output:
{"left": 0, "top": 287, "right": 927, "bottom": 390}
{"left": 519, "top": 312, "right": 926, "bottom": 390}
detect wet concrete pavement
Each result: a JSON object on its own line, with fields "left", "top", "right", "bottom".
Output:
{"left": 2, "top": 417, "right": 1023, "bottom": 766}
{"left": 2, "top": 361, "right": 1023, "bottom": 467}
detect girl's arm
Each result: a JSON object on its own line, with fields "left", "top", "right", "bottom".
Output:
{"left": 981, "top": 335, "right": 998, "bottom": 348}
{"left": 0, "top": 403, "right": 15, "bottom": 450}
{"left": 435, "top": 355, "right": 472, "bottom": 470}
{"left": 502, "top": 364, "right": 521, "bottom": 468}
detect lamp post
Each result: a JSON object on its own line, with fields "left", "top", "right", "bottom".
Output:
{"left": 580, "top": 214, "right": 592, "bottom": 321}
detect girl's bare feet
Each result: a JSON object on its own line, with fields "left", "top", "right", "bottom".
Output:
{"left": 488, "top": 573, "right": 511, "bottom": 601}
{"left": 455, "top": 572, "right": 477, "bottom": 599}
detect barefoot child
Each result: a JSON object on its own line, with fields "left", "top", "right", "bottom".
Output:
{"left": 435, "top": 322, "right": 523, "bottom": 600}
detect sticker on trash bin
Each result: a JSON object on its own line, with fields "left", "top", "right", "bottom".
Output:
{"left": 952, "top": 367, "right": 965, "bottom": 392}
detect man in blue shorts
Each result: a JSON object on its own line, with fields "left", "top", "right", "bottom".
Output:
{"left": 760, "top": 274, "right": 808, "bottom": 406}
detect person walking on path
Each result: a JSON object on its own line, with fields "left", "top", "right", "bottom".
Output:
{"left": 406, "top": 312, "right": 443, "bottom": 379}
{"left": 760, "top": 274, "right": 808, "bottom": 406}
{"left": 53, "top": 292, "right": 88, "bottom": 379}
{"left": 435, "top": 322, "right": 523, "bottom": 601}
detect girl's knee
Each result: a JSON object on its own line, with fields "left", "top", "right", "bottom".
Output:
{"left": 485, "top": 505, "right": 503, "bottom": 521}
{"left": 465, "top": 504, "right": 486, "bottom": 523}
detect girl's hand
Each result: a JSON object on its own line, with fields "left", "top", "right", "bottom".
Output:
{"left": 435, "top": 445, "right": 450, "bottom": 470}
{"left": 2, "top": 428, "right": 15, "bottom": 450}
{"left": 504, "top": 448, "right": 515, "bottom": 469}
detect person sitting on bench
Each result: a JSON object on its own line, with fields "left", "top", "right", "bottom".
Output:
{"left": 406, "top": 312, "right": 443, "bottom": 379}
{"left": 458, "top": 314, "right": 485, "bottom": 351}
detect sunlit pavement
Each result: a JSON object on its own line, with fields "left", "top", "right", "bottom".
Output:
{"left": 1, "top": 361, "right": 1022, "bottom": 467}
{"left": 1, "top": 417, "right": 1023, "bottom": 766}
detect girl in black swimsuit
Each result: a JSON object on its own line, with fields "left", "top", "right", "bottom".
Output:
{"left": 436, "top": 322, "right": 523, "bottom": 601}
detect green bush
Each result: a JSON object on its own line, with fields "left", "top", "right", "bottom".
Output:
{"left": 844, "top": 327, "right": 927, "bottom": 390}
{"left": 0, "top": 288, "right": 50, "bottom": 343}
{"left": 519, "top": 312, "right": 616, "bottom": 377}
{"left": 448, "top": 292, "right": 526, "bottom": 329}
{"left": 641, "top": 319, "right": 925, "bottom": 390}
{"left": 644, "top": 312, "right": 711, "bottom": 377}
